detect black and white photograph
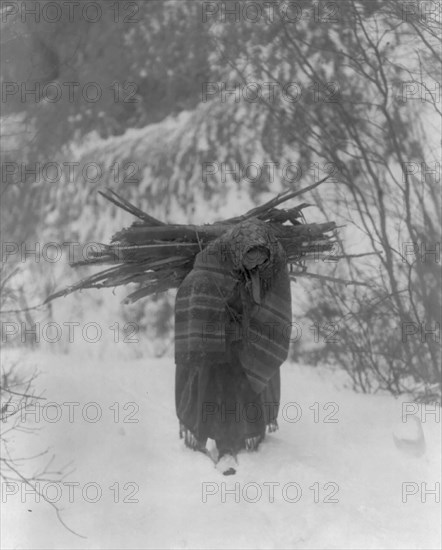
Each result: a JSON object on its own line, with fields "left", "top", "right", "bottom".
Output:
{"left": 1, "top": 1, "right": 441, "bottom": 548}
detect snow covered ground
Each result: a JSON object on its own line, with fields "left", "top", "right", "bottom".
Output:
{"left": 1, "top": 347, "right": 441, "bottom": 550}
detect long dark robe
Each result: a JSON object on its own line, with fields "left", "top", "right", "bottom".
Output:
{"left": 174, "top": 219, "right": 291, "bottom": 453}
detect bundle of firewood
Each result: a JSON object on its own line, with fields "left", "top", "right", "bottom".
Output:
{"left": 46, "top": 178, "right": 337, "bottom": 304}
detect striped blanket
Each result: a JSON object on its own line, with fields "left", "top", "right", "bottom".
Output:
{"left": 175, "top": 218, "right": 292, "bottom": 393}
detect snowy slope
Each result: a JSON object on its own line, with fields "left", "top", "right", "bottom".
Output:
{"left": 1, "top": 349, "right": 441, "bottom": 550}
